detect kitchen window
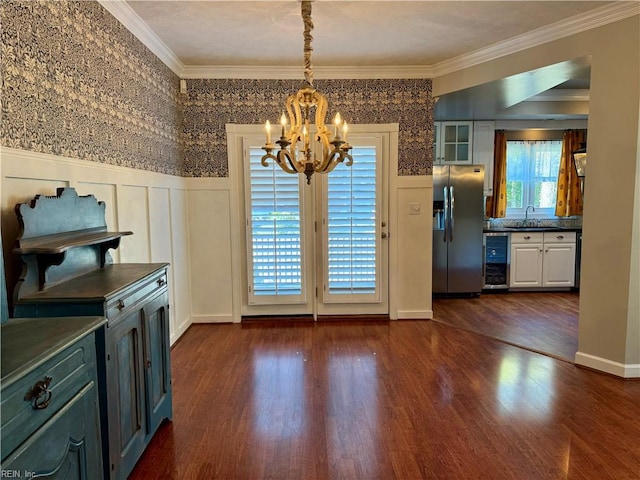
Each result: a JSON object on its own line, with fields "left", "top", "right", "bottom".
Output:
{"left": 506, "top": 140, "right": 562, "bottom": 217}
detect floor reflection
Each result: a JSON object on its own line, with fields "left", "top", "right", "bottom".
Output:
{"left": 252, "top": 352, "right": 306, "bottom": 438}
{"left": 327, "top": 351, "right": 379, "bottom": 478}
{"left": 497, "top": 350, "right": 555, "bottom": 419}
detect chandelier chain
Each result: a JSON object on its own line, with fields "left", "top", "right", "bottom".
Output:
{"left": 260, "top": 0, "right": 352, "bottom": 184}
{"left": 302, "top": 1, "right": 314, "bottom": 86}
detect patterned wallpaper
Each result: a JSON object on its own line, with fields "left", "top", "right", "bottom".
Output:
{"left": 181, "top": 78, "right": 434, "bottom": 177}
{"left": 0, "top": 0, "right": 182, "bottom": 175}
{"left": 1, "top": 1, "right": 433, "bottom": 178}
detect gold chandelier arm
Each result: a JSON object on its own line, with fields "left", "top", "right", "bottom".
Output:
{"left": 313, "top": 91, "right": 331, "bottom": 149}
{"left": 277, "top": 150, "right": 305, "bottom": 174}
{"left": 301, "top": 1, "right": 313, "bottom": 86}
{"left": 322, "top": 150, "right": 354, "bottom": 175}
{"left": 262, "top": 149, "right": 299, "bottom": 175}
{"left": 286, "top": 93, "right": 303, "bottom": 143}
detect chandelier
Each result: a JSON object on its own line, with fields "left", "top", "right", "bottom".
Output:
{"left": 261, "top": 1, "right": 352, "bottom": 185}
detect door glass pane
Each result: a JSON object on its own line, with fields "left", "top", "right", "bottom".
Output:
{"left": 444, "top": 143, "right": 456, "bottom": 162}
{"left": 457, "top": 125, "right": 469, "bottom": 142}
{"left": 456, "top": 144, "right": 468, "bottom": 161}
{"left": 326, "top": 146, "right": 377, "bottom": 295}
{"left": 444, "top": 125, "right": 457, "bottom": 143}
{"left": 248, "top": 146, "right": 303, "bottom": 298}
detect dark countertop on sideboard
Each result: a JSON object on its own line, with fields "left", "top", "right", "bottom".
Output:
{"left": 1, "top": 316, "right": 106, "bottom": 388}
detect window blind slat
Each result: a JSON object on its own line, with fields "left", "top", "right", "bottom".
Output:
{"left": 326, "top": 149, "right": 377, "bottom": 295}
{"left": 248, "top": 147, "right": 303, "bottom": 297}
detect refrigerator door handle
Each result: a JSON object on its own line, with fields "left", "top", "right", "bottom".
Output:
{"left": 443, "top": 186, "right": 449, "bottom": 242}
{"left": 450, "top": 185, "right": 455, "bottom": 242}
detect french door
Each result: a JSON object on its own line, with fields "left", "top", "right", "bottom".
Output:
{"left": 243, "top": 133, "right": 388, "bottom": 317}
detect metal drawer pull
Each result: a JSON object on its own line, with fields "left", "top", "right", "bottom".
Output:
{"left": 557, "top": 235, "right": 564, "bottom": 240}
{"left": 116, "top": 299, "right": 125, "bottom": 310}
{"left": 157, "top": 278, "right": 166, "bottom": 287}
{"left": 25, "top": 376, "right": 53, "bottom": 410}
{"left": 524, "top": 235, "right": 531, "bottom": 240}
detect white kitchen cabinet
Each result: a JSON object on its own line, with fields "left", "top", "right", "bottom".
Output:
{"left": 472, "top": 121, "right": 495, "bottom": 196}
{"left": 433, "top": 121, "right": 473, "bottom": 164}
{"left": 510, "top": 232, "right": 544, "bottom": 288}
{"left": 510, "top": 231, "right": 576, "bottom": 288}
{"left": 542, "top": 232, "right": 576, "bottom": 287}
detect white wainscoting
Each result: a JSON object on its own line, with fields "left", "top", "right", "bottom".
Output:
{"left": 184, "top": 179, "right": 235, "bottom": 324}
{"left": 1, "top": 146, "right": 435, "bottom": 337}
{"left": 0, "top": 147, "right": 237, "bottom": 343}
{"left": 393, "top": 175, "right": 434, "bottom": 320}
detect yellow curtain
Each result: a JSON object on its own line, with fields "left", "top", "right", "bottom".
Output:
{"left": 485, "top": 130, "right": 508, "bottom": 218}
{"left": 555, "top": 129, "right": 586, "bottom": 217}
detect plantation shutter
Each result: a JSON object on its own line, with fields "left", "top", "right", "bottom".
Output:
{"left": 324, "top": 145, "right": 379, "bottom": 300}
{"left": 246, "top": 145, "right": 305, "bottom": 304}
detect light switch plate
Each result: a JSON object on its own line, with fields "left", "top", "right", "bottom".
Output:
{"left": 409, "top": 202, "right": 421, "bottom": 215}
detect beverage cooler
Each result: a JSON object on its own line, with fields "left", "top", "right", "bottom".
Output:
{"left": 483, "top": 232, "right": 510, "bottom": 289}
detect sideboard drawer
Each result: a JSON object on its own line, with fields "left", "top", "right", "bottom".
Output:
{"left": 1, "top": 334, "right": 97, "bottom": 460}
{"left": 106, "top": 270, "right": 168, "bottom": 324}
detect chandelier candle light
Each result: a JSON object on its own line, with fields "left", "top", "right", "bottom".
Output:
{"left": 261, "top": 0, "right": 353, "bottom": 184}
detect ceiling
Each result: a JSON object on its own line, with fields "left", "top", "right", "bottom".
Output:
{"left": 109, "top": 1, "right": 638, "bottom": 120}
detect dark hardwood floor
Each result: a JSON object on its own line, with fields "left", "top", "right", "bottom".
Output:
{"left": 130, "top": 314, "right": 640, "bottom": 479}
{"left": 432, "top": 291, "right": 579, "bottom": 362}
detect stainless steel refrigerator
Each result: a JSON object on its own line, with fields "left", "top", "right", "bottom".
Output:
{"left": 432, "top": 165, "right": 484, "bottom": 295}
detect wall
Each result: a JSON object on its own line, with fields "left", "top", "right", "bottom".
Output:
{"left": 0, "top": 0, "right": 190, "bottom": 344}
{"left": 180, "top": 78, "right": 433, "bottom": 177}
{"left": 0, "top": 1, "right": 181, "bottom": 174}
{"left": 0, "top": 149, "right": 192, "bottom": 344}
{"left": 434, "top": 15, "right": 640, "bottom": 377}
{"left": 181, "top": 78, "right": 435, "bottom": 321}
{"left": 1, "top": 0, "right": 435, "bottom": 335}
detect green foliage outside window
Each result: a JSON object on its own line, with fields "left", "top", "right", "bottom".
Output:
{"left": 506, "top": 181, "right": 523, "bottom": 209}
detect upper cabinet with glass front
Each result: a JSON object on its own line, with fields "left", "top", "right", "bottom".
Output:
{"left": 433, "top": 121, "right": 473, "bottom": 164}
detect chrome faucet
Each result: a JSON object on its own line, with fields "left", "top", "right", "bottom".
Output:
{"left": 524, "top": 205, "right": 535, "bottom": 226}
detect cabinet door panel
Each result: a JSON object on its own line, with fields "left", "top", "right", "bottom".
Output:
{"left": 117, "top": 329, "right": 141, "bottom": 448}
{"left": 510, "top": 244, "right": 543, "bottom": 287}
{"left": 106, "top": 311, "right": 146, "bottom": 479}
{"left": 143, "top": 292, "right": 172, "bottom": 439}
{"left": 543, "top": 244, "right": 576, "bottom": 287}
{"left": 472, "top": 121, "right": 495, "bottom": 196}
{"left": 1, "top": 383, "right": 102, "bottom": 480}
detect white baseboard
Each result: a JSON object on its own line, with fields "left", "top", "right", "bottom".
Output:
{"left": 575, "top": 351, "right": 640, "bottom": 378}
{"left": 191, "top": 314, "right": 234, "bottom": 324}
{"left": 170, "top": 316, "right": 192, "bottom": 346}
{"left": 397, "top": 309, "right": 433, "bottom": 320}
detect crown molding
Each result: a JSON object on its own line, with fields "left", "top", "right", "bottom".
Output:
{"left": 429, "top": 2, "right": 640, "bottom": 77}
{"left": 181, "top": 65, "right": 436, "bottom": 80}
{"left": 98, "top": 0, "right": 184, "bottom": 75}
{"left": 101, "top": 1, "right": 639, "bottom": 80}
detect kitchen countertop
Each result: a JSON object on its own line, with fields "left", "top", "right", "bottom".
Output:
{"left": 484, "top": 226, "right": 582, "bottom": 233}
